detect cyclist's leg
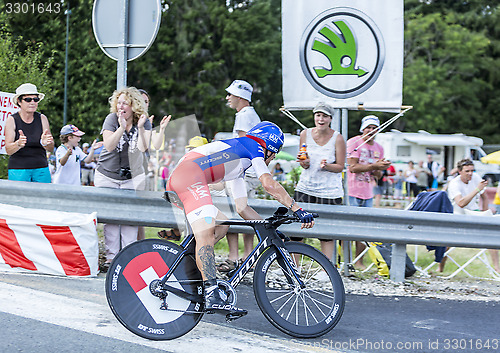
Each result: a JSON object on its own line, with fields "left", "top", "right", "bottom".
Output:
{"left": 214, "top": 210, "right": 230, "bottom": 242}
{"left": 167, "top": 163, "right": 245, "bottom": 316}
{"left": 190, "top": 215, "right": 246, "bottom": 317}
{"left": 190, "top": 216, "right": 218, "bottom": 280}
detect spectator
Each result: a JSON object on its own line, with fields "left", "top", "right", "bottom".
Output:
{"left": 94, "top": 87, "right": 152, "bottom": 272}
{"left": 271, "top": 162, "right": 285, "bottom": 181}
{"left": 424, "top": 154, "right": 441, "bottom": 190}
{"left": 292, "top": 102, "right": 345, "bottom": 261}
{"left": 53, "top": 124, "right": 99, "bottom": 185}
{"left": 446, "top": 158, "right": 499, "bottom": 272}
{"left": 494, "top": 184, "right": 500, "bottom": 215}
{"left": 404, "top": 161, "right": 419, "bottom": 197}
{"left": 160, "top": 163, "right": 170, "bottom": 190}
{"left": 5, "top": 83, "right": 54, "bottom": 183}
{"left": 416, "top": 160, "right": 428, "bottom": 195}
{"left": 139, "top": 89, "right": 172, "bottom": 151}
{"left": 48, "top": 153, "right": 56, "bottom": 180}
{"left": 393, "top": 170, "right": 404, "bottom": 200}
{"left": 347, "top": 115, "right": 390, "bottom": 269}
{"left": 373, "top": 170, "right": 388, "bottom": 207}
{"left": 137, "top": 89, "right": 167, "bottom": 240}
{"left": 81, "top": 143, "right": 97, "bottom": 186}
{"left": 218, "top": 79, "right": 261, "bottom": 269}
{"left": 447, "top": 159, "right": 488, "bottom": 214}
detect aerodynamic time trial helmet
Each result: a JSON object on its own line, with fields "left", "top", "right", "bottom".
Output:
{"left": 246, "top": 121, "right": 284, "bottom": 154}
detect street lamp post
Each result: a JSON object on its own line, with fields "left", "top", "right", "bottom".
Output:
{"left": 63, "top": 3, "right": 71, "bottom": 125}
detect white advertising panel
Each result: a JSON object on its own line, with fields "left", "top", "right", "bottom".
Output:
{"left": 282, "top": 0, "right": 404, "bottom": 112}
{"left": 0, "top": 91, "right": 19, "bottom": 154}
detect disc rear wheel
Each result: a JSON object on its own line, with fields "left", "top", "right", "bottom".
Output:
{"left": 105, "top": 239, "right": 204, "bottom": 340}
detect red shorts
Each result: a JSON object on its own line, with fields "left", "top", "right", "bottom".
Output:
{"left": 166, "top": 153, "right": 218, "bottom": 224}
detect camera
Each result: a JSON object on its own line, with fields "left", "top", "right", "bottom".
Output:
{"left": 119, "top": 167, "right": 132, "bottom": 179}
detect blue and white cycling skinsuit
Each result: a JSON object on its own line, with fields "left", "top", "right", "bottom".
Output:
{"left": 166, "top": 136, "right": 270, "bottom": 224}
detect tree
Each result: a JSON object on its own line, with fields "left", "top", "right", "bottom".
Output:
{"left": 128, "top": 0, "right": 284, "bottom": 137}
{"left": 403, "top": 0, "right": 500, "bottom": 143}
{"left": 399, "top": 12, "right": 491, "bottom": 136}
{"left": 0, "top": 0, "right": 115, "bottom": 141}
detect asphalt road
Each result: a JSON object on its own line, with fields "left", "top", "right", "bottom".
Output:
{"left": 0, "top": 272, "right": 498, "bottom": 353}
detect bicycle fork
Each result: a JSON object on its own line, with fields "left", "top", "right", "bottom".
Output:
{"left": 273, "top": 240, "right": 306, "bottom": 289}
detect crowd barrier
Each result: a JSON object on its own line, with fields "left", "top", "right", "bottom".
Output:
{"left": 0, "top": 202, "right": 98, "bottom": 276}
{"left": 1, "top": 179, "right": 500, "bottom": 282}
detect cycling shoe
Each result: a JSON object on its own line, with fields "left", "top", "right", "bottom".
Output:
{"left": 203, "top": 280, "right": 247, "bottom": 317}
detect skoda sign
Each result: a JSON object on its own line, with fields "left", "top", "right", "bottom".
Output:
{"left": 299, "top": 7, "right": 385, "bottom": 99}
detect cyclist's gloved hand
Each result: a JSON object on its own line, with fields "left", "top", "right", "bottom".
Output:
{"left": 294, "top": 208, "right": 314, "bottom": 224}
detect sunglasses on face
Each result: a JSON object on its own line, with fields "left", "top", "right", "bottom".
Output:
{"left": 22, "top": 97, "right": 40, "bottom": 103}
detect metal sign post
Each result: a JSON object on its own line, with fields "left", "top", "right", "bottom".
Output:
{"left": 92, "top": 0, "right": 161, "bottom": 89}
{"left": 117, "top": 0, "right": 129, "bottom": 89}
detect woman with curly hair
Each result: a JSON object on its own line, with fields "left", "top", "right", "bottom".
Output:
{"left": 95, "top": 87, "right": 152, "bottom": 272}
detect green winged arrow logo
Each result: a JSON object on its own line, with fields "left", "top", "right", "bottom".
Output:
{"left": 312, "top": 21, "right": 368, "bottom": 78}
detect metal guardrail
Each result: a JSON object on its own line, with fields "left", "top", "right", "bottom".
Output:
{"left": 1, "top": 179, "right": 499, "bottom": 282}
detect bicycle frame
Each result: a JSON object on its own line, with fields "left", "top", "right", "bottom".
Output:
{"left": 158, "top": 219, "right": 305, "bottom": 293}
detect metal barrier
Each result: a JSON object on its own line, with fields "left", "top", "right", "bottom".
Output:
{"left": 1, "top": 179, "right": 500, "bottom": 282}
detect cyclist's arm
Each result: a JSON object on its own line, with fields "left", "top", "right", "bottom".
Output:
{"left": 260, "top": 173, "right": 300, "bottom": 212}
{"left": 235, "top": 196, "right": 262, "bottom": 220}
{"left": 248, "top": 156, "right": 299, "bottom": 212}
{"left": 227, "top": 178, "right": 262, "bottom": 220}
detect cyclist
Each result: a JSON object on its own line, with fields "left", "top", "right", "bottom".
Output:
{"left": 166, "top": 121, "right": 315, "bottom": 317}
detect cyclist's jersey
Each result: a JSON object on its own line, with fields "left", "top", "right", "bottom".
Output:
{"left": 176, "top": 136, "right": 270, "bottom": 183}
{"left": 166, "top": 137, "right": 270, "bottom": 223}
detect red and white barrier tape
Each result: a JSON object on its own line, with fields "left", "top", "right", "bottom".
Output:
{"left": 0, "top": 203, "right": 98, "bottom": 276}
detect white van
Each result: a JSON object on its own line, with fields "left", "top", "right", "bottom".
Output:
{"left": 375, "top": 130, "right": 500, "bottom": 183}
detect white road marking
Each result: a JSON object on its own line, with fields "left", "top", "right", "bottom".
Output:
{"left": 0, "top": 282, "right": 326, "bottom": 353}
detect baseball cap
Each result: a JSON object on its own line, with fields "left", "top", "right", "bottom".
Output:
{"left": 225, "top": 80, "right": 253, "bottom": 102}
{"left": 186, "top": 136, "right": 208, "bottom": 148}
{"left": 313, "top": 102, "right": 334, "bottom": 117}
{"left": 60, "top": 124, "right": 85, "bottom": 136}
{"left": 359, "top": 115, "right": 380, "bottom": 132}
{"left": 82, "top": 142, "right": 90, "bottom": 148}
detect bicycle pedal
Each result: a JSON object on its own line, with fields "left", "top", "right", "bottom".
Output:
{"left": 225, "top": 311, "right": 247, "bottom": 322}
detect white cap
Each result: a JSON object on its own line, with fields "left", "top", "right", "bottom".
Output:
{"left": 225, "top": 80, "right": 253, "bottom": 102}
{"left": 359, "top": 115, "right": 380, "bottom": 132}
{"left": 313, "top": 102, "right": 334, "bottom": 116}
{"left": 13, "top": 83, "right": 45, "bottom": 108}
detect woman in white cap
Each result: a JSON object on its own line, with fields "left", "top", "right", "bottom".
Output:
{"left": 4, "top": 83, "right": 54, "bottom": 183}
{"left": 94, "top": 87, "right": 152, "bottom": 272}
{"left": 292, "top": 102, "right": 346, "bottom": 264}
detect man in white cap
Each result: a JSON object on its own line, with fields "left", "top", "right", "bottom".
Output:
{"left": 218, "top": 80, "right": 261, "bottom": 273}
{"left": 225, "top": 80, "right": 261, "bottom": 139}
{"left": 346, "top": 115, "right": 391, "bottom": 268}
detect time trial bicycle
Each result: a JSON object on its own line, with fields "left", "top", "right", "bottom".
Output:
{"left": 105, "top": 194, "right": 345, "bottom": 340}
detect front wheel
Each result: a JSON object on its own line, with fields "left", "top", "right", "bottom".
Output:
{"left": 253, "top": 241, "right": 345, "bottom": 338}
{"left": 105, "top": 239, "right": 204, "bottom": 340}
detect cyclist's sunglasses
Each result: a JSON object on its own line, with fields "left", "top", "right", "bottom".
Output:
{"left": 22, "top": 97, "right": 40, "bottom": 103}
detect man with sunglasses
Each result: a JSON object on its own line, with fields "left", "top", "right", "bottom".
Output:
{"left": 5, "top": 83, "right": 54, "bottom": 183}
